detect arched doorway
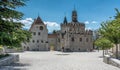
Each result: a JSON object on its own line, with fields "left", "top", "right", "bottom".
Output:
{"left": 27, "top": 47, "right": 29, "bottom": 51}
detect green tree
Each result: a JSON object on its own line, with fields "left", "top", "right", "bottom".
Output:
{"left": 53, "top": 30, "right": 57, "bottom": 34}
{"left": 114, "top": 8, "right": 120, "bottom": 19}
{"left": 0, "top": 0, "right": 31, "bottom": 49}
{"left": 95, "top": 38, "right": 113, "bottom": 56}
{"left": 99, "top": 19, "right": 120, "bottom": 58}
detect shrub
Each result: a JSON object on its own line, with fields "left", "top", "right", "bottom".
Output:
{"left": 0, "top": 54, "right": 9, "bottom": 59}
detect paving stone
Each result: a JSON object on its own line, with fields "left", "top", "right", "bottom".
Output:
{"left": 2, "top": 51, "right": 120, "bottom": 70}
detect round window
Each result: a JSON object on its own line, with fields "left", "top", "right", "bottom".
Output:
{"left": 40, "top": 26, "right": 43, "bottom": 30}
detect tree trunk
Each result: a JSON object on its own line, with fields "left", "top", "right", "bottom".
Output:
{"left": 105, "top": 49, "right": 108, "bottom": 55}
{"left": 103, "top": 49, "right": 105, "bottom": 57}
{"left": 115, "top": 44, "right": 118, "bottom": 59}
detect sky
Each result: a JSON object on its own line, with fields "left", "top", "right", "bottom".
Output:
{"left": 16, "top": 0, "right": 120, "bottom": 33}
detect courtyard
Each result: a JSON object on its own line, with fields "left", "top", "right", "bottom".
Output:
{"left": 0, "top": 51, "right": 119, "bottom": 70}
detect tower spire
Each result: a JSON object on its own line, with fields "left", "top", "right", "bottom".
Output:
{"left": 63, "top": 16, "right": 67, "bottom": 24}
{"left": 72, "top": 7, "right": 78, "bottom": 22}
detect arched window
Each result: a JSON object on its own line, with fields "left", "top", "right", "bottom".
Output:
{"left": 40, "top": 26, "right": 43, "bottom": 30}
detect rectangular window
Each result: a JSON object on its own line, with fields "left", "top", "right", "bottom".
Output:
{"left": 33, "top": 32, "right": 36, "bottom": 35}
{"left": 37, "top": 40, "right": 39, "bottom": 43}
{"left": 38, "top": 32, "right": 40, "bottom": 35}
{"left": 41, "top": 40, "right": 43, "bottom": 43}
{"left": 46, "top": 41, "right": 48, "bottom": 43}
{"left": 80, "top": 38, "right": 82, "bottom": 42}
{"left": 71, "top": 37, "right": 74, "bottom": 42}
{"left": 32, "top": 40, "right": 35, "bottom": 43}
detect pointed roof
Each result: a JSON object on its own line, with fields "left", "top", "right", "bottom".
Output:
{"left": 29, "top": 16, "right": 45, "bottom": 31}
{"left": 34, "top": 16, "right": 44, "bottom": 24}
{"left": 63, "top": 16, "right": 68, "bottom": 24}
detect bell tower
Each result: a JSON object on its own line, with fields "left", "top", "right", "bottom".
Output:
{"left": 72, "top": 9, "right": 78, "bottom": 22}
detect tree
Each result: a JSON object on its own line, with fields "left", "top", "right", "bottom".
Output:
{"left": 0, "top": 0, "right": 31, "bottom": 49}
{"left": 99, "top": 19, "right": 120, "bottom": 58}
{"left": 114, "top": 8, "right": 120, "bottom": 19}
{"left": 93, "top": 29, "right": 101, "bottom": 50}
{"left": 53, "top": 30, "right": 57, "bottom": 34}
{"left": 95, "top": 38, "right": 113, "bottom": 56}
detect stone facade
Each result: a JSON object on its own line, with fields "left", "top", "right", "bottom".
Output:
{"left": 22, "top": 9, "right": 93, "bottom": 52}
{"left": 23, "top": 16, "right": 49, "bottom": 51}
{"left": 57, "top": 9, "right": 93, "bottom": 52}
{"left": 0, "top": 54, "right": 19, "bottom": 66}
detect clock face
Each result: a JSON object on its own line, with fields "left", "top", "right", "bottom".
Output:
{"left": 40, "top": 26, "right": 43, "bottom": 30}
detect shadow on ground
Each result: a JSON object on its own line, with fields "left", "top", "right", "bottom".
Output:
{"left": 55, "top": 54, "right": 70, "bottom": 56}
{"left": 99, "top": 56, "right": 103, "bottom": 58}
{"left": 0, "top": 62, "right": 30, "bottom": 70}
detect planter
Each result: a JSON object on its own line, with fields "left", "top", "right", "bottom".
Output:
{"left": 0, "top": 54, "right": 19, "bottom": 66}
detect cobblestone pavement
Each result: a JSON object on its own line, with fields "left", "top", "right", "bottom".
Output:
{"left": 0, "top": 51, "right": 120, "bottom": 70}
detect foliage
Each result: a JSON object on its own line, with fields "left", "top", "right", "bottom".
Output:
{"left": 99, "top": 19, "right": 120, "bottom": 45}
{"left": 0, "top": 54, "right": 9, "bottom": 59}
{"left": 0, "top": 0, "right": 31, "bottom": 48}
{"left": 52, "top": 30, "right": 57, "bottom": 34}
{"left": 95, "top": 38, "right": 113, "bottom": 50}
{"left": 0, "top": 46, "right": 3, "bottom": 50}
{"left": 98, "top": 9, "right": 120, "bottom": 58}
{"left": 114, "top": 8, "right": 120, "bottom": 19}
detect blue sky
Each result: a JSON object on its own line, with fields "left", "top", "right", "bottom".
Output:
{"left": 17, "top": 0, "right": 120, "bottom": 33}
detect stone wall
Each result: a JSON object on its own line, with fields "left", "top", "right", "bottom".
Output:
{"left": 0, "top": 54, "right": 19, "bottom": 66}
{"left": 109, "top": 58, "right": 120, "bottom": 68}
{"left": 5, "top": 49, "right": 24, "bottom": 53}
{"left": 103, "top": 55, "right": 120, "bottom": 68}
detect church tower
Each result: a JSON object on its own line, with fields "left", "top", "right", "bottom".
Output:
{"left": 72, "top": 9, "right": 78, "bottom": 22}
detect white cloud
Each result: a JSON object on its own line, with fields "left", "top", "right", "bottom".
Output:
{"left": 85, "top": 27, "right": 92, "bottom": 30}
{"left": 91, "top": 21, "right": 98, "bottom": 24}
{"left": 14, "top": 18, "right": 34, "bottom": 29}
{"left": 44, "top": 21, "right": 60, "bottom": 33}
{"left": 84, "top": 21, "right": 90, "bottom": 24}
{"left": 84, "top": 21, "right": 98, "bottom": 24}
{"left": 44, "top": 21, "right": 59, "bottom": 27}
{"left": 14, "top": 18, "right": 60, "bottom": 33}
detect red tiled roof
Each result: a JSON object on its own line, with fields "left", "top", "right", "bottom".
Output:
{"left": 29, "top": 16, "right": 45, "bottom": 31}
{"left": 48, "top": 34, "right": 57, "bottom": 38}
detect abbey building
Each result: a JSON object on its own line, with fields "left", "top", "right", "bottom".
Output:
{"left": 22, "top": 9, "right": 93, "bottom": 52}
